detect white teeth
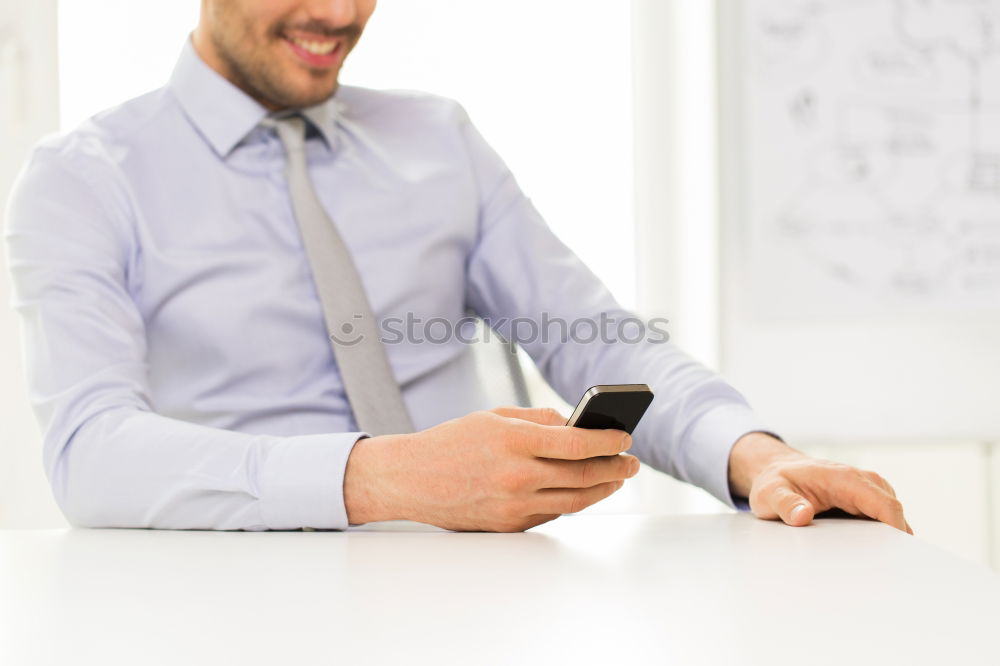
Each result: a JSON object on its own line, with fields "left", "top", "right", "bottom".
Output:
{"left": 290, "top": 37, "right": 337, "bottom": 55}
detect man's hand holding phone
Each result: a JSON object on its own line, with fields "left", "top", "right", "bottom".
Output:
{"left": 343, "top": 405, "right": 639, "bottom": 532}
{"left": 344, "top": 385, "right": 654, "bottom": 532}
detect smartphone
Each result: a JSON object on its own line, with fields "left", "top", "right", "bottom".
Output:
{"left": 565, "top": 384, "right": 654, "bottom": 434}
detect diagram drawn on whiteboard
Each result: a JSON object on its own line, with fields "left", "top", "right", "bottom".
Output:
{"left": 740, "top": 0, "right": 1000, "bottom": 316}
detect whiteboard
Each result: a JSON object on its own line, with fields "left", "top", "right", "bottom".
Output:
{"left": 718, "top": 0, "right": 1000, "bottom": 442}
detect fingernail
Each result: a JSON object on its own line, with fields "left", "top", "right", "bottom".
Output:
{"left": 790, "top": 504, "right": 808, "bottom": 522}
{"left": 616, "top": 480, "right": 625, "bottom": 490}
{"left": 621, "top": 434, "right": 632, "bottom": 452}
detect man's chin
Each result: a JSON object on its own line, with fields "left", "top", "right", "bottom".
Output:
{"left": 261, "top": 84, "right": 339, "bottom": 111}
{"left": 284, "top": 77, "right": 341, "bottom": 106}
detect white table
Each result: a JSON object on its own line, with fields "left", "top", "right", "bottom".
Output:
{"left": 2, "top": 514, "right": 998, "bottom": 665}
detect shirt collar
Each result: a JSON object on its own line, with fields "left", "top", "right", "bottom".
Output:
{"left": 168, "top": 36, "right": 341, "bottom": 158}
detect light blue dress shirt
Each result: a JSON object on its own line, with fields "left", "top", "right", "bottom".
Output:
{"left": 4, "top": 38, "right": 766, "bottom": 530}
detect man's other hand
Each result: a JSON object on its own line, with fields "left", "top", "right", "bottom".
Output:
{"left": 344, "top": 407, "right": 639, "bottom": 532}
{"left": 728, "top": 432, "right": 913, "bottom": 534}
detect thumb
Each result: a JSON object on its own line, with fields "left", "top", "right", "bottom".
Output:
{"left": 765, "top": 485, "right": 816, "bottom": 527}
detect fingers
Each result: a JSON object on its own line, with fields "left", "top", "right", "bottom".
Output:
{"left": 867, "top": 472, "right": 897, "bottom": 498}
{"left": 489, "top": 407, "right": 631, "bottom": 459}
{"left": 490, "top": 406, "right": 566, "bottom": 426}
{"left": 756, "top": 483, "right": 816, "bottom": 527}
{"left": 534, "top": 480, "right": 625, "bottom": 515}
{"left": 832, "top": 475, "right": 910, "bottom": 534}
{"left": 527, "top": 425, "right": 632, "bottom": 460}
{"left": 537, "top": 454, "right": 640, "bottom": 489}
{"left": 861, "top": 472, "right": 913, "bottom": 534}
{"left": 762, "top": 462, "right": 913, "bottom": 534}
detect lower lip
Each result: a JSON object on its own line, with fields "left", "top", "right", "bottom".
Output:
{"left": 284, "top": 38, "right": 343, "bottom": 68}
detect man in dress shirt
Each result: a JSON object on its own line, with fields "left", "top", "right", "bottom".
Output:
{"left": 4, "top": 0, "right": 911, "bottom": 534}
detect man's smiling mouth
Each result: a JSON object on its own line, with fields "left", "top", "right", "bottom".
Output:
{"left": 282, "top": 32, "right": 345, "bottom": 67}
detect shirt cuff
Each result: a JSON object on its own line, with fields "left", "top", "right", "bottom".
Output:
{"left": 258, "top": 431, "right": 368, "bottom": 530}
{"left": 681, "top": 404, "right": 776, "bottom": 511}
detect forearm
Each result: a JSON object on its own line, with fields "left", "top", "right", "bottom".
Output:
{"left": 51, "top": 407, "right": 363, "bottom": 530}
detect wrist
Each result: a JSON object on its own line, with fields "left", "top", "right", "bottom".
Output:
{"left": 344, "top": 433, "right": 411, "bottom": 525}
{"left": 727, "top": 431, "right": 802, "bottom": 499}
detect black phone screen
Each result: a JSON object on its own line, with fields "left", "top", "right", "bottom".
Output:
{"left": 566, "top": 385, "right": 654, "bottom": 434}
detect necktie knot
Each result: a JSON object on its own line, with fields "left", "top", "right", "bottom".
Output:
{"left": 261, "top": 114, "right": 307, "bottom": 154}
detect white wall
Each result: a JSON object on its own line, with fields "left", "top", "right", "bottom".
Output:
{"left": 0, "top": 0, "right": 66, "bottom": 528}
{"left": 57, "top": 0, "right": 200, "bottom": 131}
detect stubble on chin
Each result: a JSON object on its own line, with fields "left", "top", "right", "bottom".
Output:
{"left": 210, "top": 23, "right": 341, "bottom": 110}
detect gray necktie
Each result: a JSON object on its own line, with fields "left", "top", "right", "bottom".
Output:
{"left": 263, "top": 114, "right": 414, "bottom": 436}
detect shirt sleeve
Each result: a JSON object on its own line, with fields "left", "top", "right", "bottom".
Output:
{"left": 3, "top": 144, "right": 362, "bottom": 530}
{"left": 456, "top": 106, "right": 774, "bottom": 509}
